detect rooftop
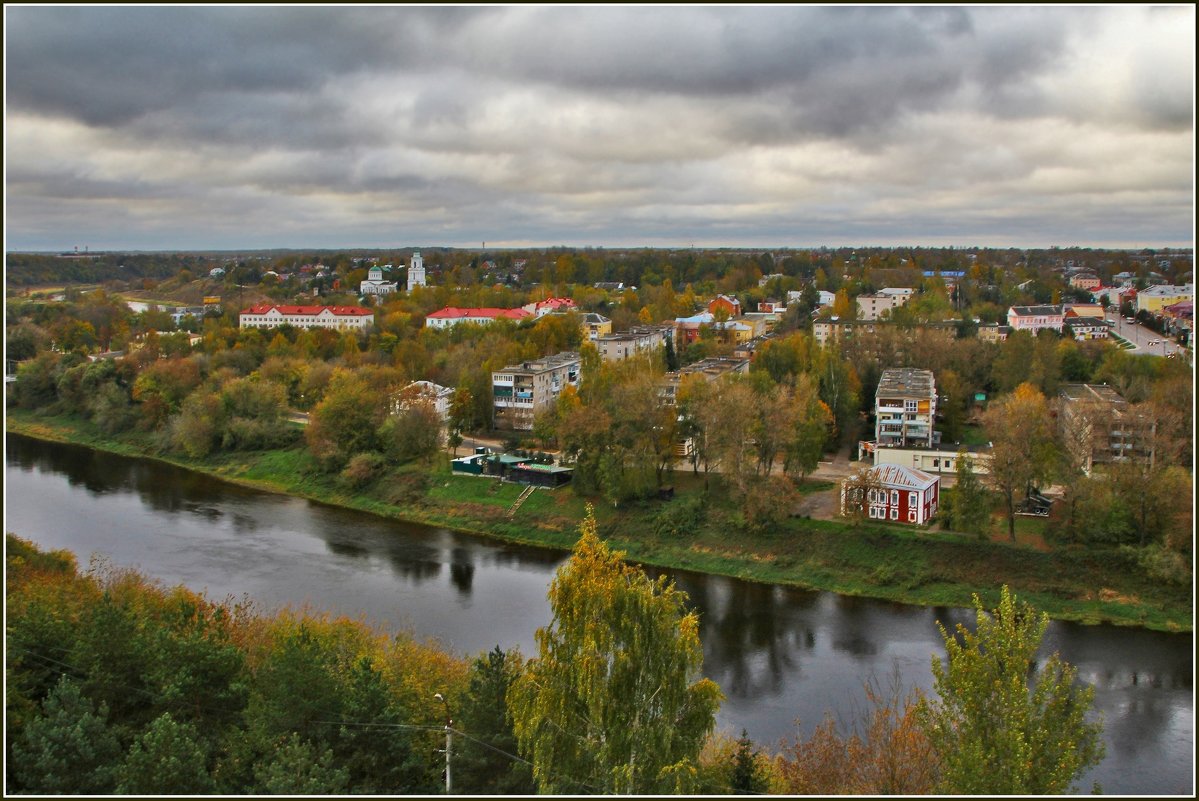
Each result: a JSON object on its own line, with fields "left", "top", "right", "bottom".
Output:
{"left": 1059, "top": 383, "right": 1127, "bottom": 407}
{"left": 498, "top": 351, "right": 581, "bottom": 374}
{"left": 877, "top": 368, "right": 935, "bottom": 398}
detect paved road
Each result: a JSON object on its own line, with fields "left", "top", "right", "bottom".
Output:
{"left": 1104, "top": 312, "right": 1186, "bottom": 357}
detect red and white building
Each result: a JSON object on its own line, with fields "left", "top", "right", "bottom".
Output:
{"left": 522, "top": 297, "right": 578, "bottom": 318}
{"left": 424, "top": 307, "right": 533, "bottom": 329}
{"left": 239, "top": 304, "right": 373, "bottom": 331}
{"left": 842, "top": 464, "right": 940, "bottom": 525}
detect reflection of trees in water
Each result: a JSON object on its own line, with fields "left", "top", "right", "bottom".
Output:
{"left": 679, "top": 576, "right": 818, "bottom": 702}
{"left": 450, "top": 547, "right": 475, "bottom": 595}
{"left": 326, "top": 539, "right": 370, "bottom": 559}
{"left": 1098, "top": 689, "right": 1181, "bottom": 762}
{"left": 489, "top": 544, "right": 569, "bottom": 572}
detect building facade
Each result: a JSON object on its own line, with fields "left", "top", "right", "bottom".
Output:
{"left": 841, "top": 464, "right": 940, "bottom": 525}
{"left": 238, "top": 304, "right": 373, "bottom": 331}
{"left": 424, "top": 307, "right": 532, "bottom": 329}
{"left": 875, "top": 368, "right": 937, "bottom": 449}
{"left": 492, "top": 352, "right": 581, "bottom": 431}
{"left": 596, "top": 326, "right": 668, "bottom": 362}
{"left": 1136, "top": 284, "right": 1193, "bottom": 314}
{"left": 1007, "top": 305, "right": 1065, "bottom": 333}
{"left": 360, "top": 265, "right": 398, "bottom": 296}
{"left": 406, "top": 251, "right": 426, "bottom": 292}
{"left": 1058, "top": 383, "right": 1156, "bottom": 475}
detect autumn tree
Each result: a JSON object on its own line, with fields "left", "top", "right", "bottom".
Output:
{"left": 982, "top": 383, "right": 1058, "bottom": 542}
{"left": 776, "top": 676, "right": 937, "bottom": 794}
{"left": 510, "top": 510, "right": 723, "bottom": 794}
{"left": 305, "top": 369, "right": 389, "bottom": 469}
{"left": 917, "top": 586, "right": 1104, "bottom": 794}
{"left": 940, "top": 450, "right": 992, "bottom": 539}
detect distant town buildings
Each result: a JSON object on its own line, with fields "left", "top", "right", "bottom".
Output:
{"left": 596, "top": 326, "right": 670, "bottom": 362}
{"left": 424, "top": 307, "right": 532, "bottom": 329}
{"left": 360, "top": 265, "right": 397, "bottom": 296}
{"left": 1136, "top": 284, "right": 1193, "bottom": 314}
{"left": 238, "top": 304, "right": 373, "bottom": 331}
{"left": 1007, "top": 305, "right": 1065, "bottom": 333}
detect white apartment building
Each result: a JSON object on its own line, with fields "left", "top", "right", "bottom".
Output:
{"left": 238, "top": 304, "right": 374, "bottom": 331}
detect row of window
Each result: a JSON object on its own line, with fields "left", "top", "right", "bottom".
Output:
{"left": 867, "top": 489, "right": 921, "bottom": 507}
{"left": 868, "top": 505, "right": 920, "bottom": 522}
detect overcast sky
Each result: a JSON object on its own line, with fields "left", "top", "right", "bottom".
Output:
{"left": 4, "top": 5, "right": 1194, "bottom": 252}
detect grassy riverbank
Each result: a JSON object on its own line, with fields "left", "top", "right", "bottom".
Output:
{"left": 7, "top": 409, "right": 1192, "bottom": 633}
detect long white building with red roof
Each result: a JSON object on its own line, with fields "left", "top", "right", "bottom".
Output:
{"left": 239, "top": 304, "right": 374, "bottom": 331}
{"left": 424, "top": 307, "right": 533, "bottom": 329}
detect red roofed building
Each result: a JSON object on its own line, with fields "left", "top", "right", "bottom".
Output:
{"left": 424, "top": 307, "right": 533, "bottom": 329}
{"left": 522, "top": 297, "right": 578, "bottom": 318}
{"left": 841, "top": 464, "right": 940, "bottom": 525}
{"left": 239, "top": 304, "right": 374, "bottom": 331}
{"left": 707, "top": 294, "right": 742, "bottom": 318}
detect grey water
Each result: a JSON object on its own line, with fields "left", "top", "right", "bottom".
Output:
{"left": 4, "top": 434, "right": 1193, "bottom": 795}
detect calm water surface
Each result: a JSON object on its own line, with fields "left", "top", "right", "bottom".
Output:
{"left": 5, "top": 435, "right": 1193, "bottom": 795}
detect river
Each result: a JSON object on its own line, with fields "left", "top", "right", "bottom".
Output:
{"left": 4, "top": 434, "right": 1193, "bottom": 795}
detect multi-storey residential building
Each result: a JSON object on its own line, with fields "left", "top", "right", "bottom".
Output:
{"left": 659, "top": 357, "right": 750, "bottom": 457}
{"left": 812, "top": 319, "right": 956, "bottom": 348}
{"left": 1069, "top": 272, "right": 1102, "bottom": 291}
{"left": 976, "top": 323, "right": 1011, "bottom": 343}
{"left": 239, "top": 304, "right": 374, "bottom": 331}
{"left": 492, "top": 352, "right": 581, "bottom": 431}
{"left": 596, "top": 326, "right": 669, "bottom": 362}
{"left": 1007, "top": 305, "right": 1065, "bottom": 333}
{"left": 424, "top": 307, "right": 532, "bottom": 329}
{"left": 874, "top": 368, "right": 937, "bottom": 449}
{"left": 1058, "top": 383, "right": 1156, "bottom": 475}
{"left": 658, "top": 357, "right": 749, "bottom": 406}
{"left": 857, "top": 293, "right": 906, "bottom": 320}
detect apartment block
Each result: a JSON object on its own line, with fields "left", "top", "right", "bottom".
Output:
{"left": 874, "top": 368, "right": 937, "bottom": 449}
{"left": 492, "top": 352, "right": 581, "bottom": 431}
{"left": 596, "top": 325, "right": 669, "bottom": 362}
{"left": 1058, "top": 383, "right": 1156, "bottom": 474}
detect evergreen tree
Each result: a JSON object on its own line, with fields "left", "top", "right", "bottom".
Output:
{"left": 454, "top": 646, "right": 536, "bottom": 794}
{"left": 731, "top": 728, "right": 767, "bottom": 794}
{"left": 252, "top": 733, "right": 350, "bottom": 794}
{"left": 11, "top": 676, "right": 122, "bottom": 794}
{"left": 117, "top": 712, "right": 215, "bottom": 794}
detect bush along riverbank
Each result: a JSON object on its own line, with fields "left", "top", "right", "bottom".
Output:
{"left": 6, "top": 409, "right": 1192, "bottom": 634}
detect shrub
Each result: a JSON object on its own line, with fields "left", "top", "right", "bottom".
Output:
{"left": 653, "top": 494, "right": 706, "bottom": 539}
{"left": 339, "top": 453, "right": 386, "bottom": 490}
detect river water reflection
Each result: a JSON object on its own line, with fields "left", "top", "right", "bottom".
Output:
{"left": 4, "top": 435, "right": 1193, "bottom": 795}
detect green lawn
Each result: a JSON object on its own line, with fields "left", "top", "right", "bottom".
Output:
{"left": 8, "top": 409, "right": 1191, "bottom": 633}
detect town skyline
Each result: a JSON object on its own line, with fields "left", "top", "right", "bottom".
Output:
{"left": 5, "top": 5, "right": 1195, "bottom": 252}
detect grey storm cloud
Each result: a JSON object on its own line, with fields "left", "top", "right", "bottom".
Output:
{"left": 3, "top": 5, "right": 1193, "bottom": 250}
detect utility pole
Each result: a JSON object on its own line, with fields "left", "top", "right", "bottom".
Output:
{"left": 434, "top": 692, "right": 452, "bottom": 794}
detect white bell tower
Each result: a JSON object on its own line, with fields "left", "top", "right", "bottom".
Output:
{"left": 407, "top": 250, "right": 426, "bottom": 291}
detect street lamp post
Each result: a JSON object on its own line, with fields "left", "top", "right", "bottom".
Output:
{"left": 434, "top": 693, "right": 452, "bottom": 794}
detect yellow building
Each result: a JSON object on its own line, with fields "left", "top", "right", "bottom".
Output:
{"left": 1136, "top": 285, "right": 1193, "bottom": 314}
